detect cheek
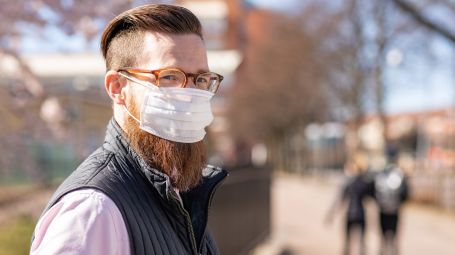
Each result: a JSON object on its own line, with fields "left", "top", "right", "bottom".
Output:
{"left": 126, "top": 86, "right": 146, "bottom": 112}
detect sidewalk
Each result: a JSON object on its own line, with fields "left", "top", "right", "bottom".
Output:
{"left": 252, "top": 173, "right": 455, "bottom": 255}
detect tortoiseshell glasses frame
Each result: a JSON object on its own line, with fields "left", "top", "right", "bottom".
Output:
{"left": 117, "top": 67, "right": 223, "bottom": 93}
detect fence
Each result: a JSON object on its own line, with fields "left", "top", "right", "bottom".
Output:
{"left": 410, "top": 170, "right": 455, "bottom": 210}
{"left": 209, "top": 166, "right": 272, "bottom": 255}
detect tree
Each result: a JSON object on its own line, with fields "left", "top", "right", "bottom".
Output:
{"left": 0, "top": 0, "right": 135, "bottom": 184}
{"left": 227, "top": 0, "right": 454, "bottom": 171}
{"left": 328, "top": 0, "right": 429, "bottom": 153}
{"left": 227, "top": 6, "right": 338, "bottom": 170}
{"left": 0, "top": 0, "right": 133, "bottom": 98}
{"left": 392, "top": 0, "right": 455, "bottom": 44}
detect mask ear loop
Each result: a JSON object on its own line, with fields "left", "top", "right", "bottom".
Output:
{"left": 117, "top": 72, "right": 142, "bottom": 124}
{"left": 123, "top": 104, "right": 141, "bottom": 124}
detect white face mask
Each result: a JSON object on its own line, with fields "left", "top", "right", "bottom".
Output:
{"left": 120, "top": 73, "right": 214, "bottom": 143}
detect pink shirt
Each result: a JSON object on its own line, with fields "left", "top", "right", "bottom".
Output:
{"left": 30, "top": 189, "right": 130, "bottom": 255}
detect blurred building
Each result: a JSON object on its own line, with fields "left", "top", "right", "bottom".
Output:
{"left": 357, "top": 108, "right": 455, "bottom": 172}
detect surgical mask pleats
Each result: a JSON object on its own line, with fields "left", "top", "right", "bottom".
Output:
{"left": 126, "top": 81, "right": 214, "bottom": 143}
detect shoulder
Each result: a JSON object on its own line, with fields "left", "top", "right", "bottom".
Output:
{"left": 31, "top": 189, "right": 130, "bottom": 255}
{"left": 45, "top": 147, "right": 123, "bottom": 209}
{"left": 50, "top": 148, "right": 115, "bottom": 196}
{"left": 57, "top": 188, "right": 120, "bottom": 215}
{"left": 37, "top": 188, "right": 123, "bottom": 230}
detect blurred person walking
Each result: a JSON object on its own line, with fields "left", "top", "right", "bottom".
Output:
{"left": 374, "top": 146, "right": 409, "bottom": 255}
{"left": 325, "top": 152, "right": 374, "bottom": 255}
{"left": 30, "top": 4, "right": 226, "bottom": 255}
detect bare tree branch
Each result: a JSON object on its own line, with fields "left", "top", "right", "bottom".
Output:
{"left": 392, "top": 0, "right": 455, "bottom": 43}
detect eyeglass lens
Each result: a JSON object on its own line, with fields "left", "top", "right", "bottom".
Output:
{"left": 157, "top": 69, "right": 220, "bottom": 92}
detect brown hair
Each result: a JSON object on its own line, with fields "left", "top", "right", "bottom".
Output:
{"left": 100, "top": 4, "right": 203, "bottom": 70}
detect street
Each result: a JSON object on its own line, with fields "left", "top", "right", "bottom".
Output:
{"left": 252, "top": 173, "right": 455, "bottom": 255}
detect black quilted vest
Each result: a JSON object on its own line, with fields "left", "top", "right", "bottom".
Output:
{"left": 37, "top": 119, "right": 227, "bottom": 255}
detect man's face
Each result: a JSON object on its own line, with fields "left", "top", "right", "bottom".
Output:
{"left": 123, "top": 32, "right": 209, "bottom": 191}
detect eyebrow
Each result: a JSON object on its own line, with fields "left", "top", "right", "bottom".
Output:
{"left": 163, "top": 66, "right": 209, "bottom": 74}
{"left": 195, "top": 69, "right": 210, "bottom": 74}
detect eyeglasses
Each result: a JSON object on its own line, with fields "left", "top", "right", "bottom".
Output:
{"left": 117, "top": 67, "right": 223, "bottom": 93}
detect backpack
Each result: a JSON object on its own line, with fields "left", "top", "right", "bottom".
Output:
{"left": 374, "top": 165, "right": 407, "bottom": 214}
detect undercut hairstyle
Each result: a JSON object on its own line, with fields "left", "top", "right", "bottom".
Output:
{"left": 100, "top": 4, "right": 203, "bottom": 70}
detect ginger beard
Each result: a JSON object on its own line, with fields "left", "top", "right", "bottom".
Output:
{"left": 124, "top": 95, "right": 206, "bottom": 191}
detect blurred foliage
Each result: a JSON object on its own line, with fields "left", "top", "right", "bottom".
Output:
{"left": 392, "top": 0, "right": 455, "bottom": 43}
{"left": 228, "top": 0, "right": 446, "bottom": 143}
{"left": 0, "top": 216, "right": 35, "bottom": 255}
{"left": 228, "top": 10, "right": 332, "bottom": 142}
{"left": 0, "top": 0, "right": 130, "bottom": 185}
{"left": 0, "top": 0, "right": 133, "bottom": 45}
{"left": 226, "top": 0, "right": 455, "bottom": 169}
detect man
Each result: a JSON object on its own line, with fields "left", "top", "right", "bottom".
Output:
{"left": 374, "top": 146, "right": 409, "bottom": 255}
{"left": 30, "top": 4, "right": 227, "bottom": 255}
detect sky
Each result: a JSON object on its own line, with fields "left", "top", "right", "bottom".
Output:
{"left": 17, "top": 0, "right": 455, "bottom": 115}
{"left": 246, "top": 0, "right": 301, "bottom": 10}
{"left": 384, "top": 36, "right": 455, "bottom": 114}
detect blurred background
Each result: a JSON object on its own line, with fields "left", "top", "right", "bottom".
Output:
{"left": 1, "top": 0, "right": 455, "bottom": 254}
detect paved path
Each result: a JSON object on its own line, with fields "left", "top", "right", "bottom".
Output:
{"left": 252, "top": 173, "right": 455, "bottom": 255}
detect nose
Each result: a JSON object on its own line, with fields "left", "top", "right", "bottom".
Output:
{"left": 185, "top": 75, "right": 197, "bottom": 89}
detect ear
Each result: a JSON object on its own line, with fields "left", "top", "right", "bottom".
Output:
{"left": 105, "top": 70, "right": 127, "bottom": 105}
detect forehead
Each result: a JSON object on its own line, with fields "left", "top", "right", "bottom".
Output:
{"left": 137, "top": 32, "right": 208, "bottom": 71}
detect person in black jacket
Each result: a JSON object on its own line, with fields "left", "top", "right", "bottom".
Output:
{"left": 31, "top": 4, "right": 226, "bottom": 255}
{"left": 325, "top": 152, "right": 374, "bottom": 255}
{"left": 374, "top": 146, "right": 409, "bottom": 255}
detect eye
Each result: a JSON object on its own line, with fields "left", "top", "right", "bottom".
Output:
{"left": 196, "top": 77, "right": 208, "bottom": 84}
{"left": 158, "top": 70, "right": 185, "bottom": 87}
{"left": 161, "top": 74, "right": 179, "bottom": 81}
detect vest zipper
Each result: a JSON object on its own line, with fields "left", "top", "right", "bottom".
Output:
{"left": 171, "top": 193, "right": 199, "bottom": 255}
